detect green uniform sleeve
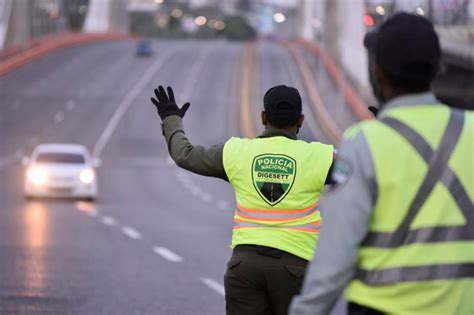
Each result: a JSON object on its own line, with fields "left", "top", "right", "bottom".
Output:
{"left": 161, "top": 115, "right": 228, "bottom": 181}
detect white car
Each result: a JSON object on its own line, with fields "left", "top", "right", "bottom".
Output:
{"left": 23, "top": 143, "right": 100, "bottom": 200}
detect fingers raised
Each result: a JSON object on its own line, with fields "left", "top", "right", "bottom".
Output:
{"left": 167, "top": 86, "right": 175, "bottom": 102}
{"left": 157, "top": 85, "right": 168, "bottom": 103}
{"left": 151, "top": 97, "right": 160, "bottom": 107}
{"left": 181, "top": 102, "right": 190, "bottom": 115}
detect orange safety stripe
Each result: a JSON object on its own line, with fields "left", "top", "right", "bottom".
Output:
{"left": 235, "top": 202, "right": 319, "bottom": 222}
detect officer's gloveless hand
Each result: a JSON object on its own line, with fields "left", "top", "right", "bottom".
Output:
{"left": 151, "top": 86, "right": 190, "bottom": 120}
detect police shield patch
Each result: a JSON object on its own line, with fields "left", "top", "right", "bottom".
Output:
{"left": 252, "top": 154, "right": 296, "bottom": 206}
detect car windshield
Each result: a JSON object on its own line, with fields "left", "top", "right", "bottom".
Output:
{"left": 36, "top": 152, "right": 86, "bottom": 164}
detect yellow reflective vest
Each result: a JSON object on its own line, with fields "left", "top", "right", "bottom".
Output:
{"left": 223, "top": 135, "right": 333, "bottom": 260}
{"left": 346, "top": 105, "right": 474, "bottom": 314}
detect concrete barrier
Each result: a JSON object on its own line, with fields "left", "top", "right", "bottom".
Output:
{"left": 297, "top": 40, "right": 372, "bottom": 121}
{"left": 0, "top": 32, "right": 136, "bottom": 77}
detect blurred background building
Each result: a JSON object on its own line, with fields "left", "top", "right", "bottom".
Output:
{"left": 1, "top": 0, "right": 472, "bottom": 105}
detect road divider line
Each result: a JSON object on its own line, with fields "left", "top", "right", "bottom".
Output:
{"left": 217, "top": 200, "right": 229, "bottom": 211}
{"left": 201, "top": 193, "right": 213, "bottom": 203}
{"left": 201, "top": 277, "right": 225, "bottom": 296}
{"left": 66, "top": 100, "right": 75, "bottom": 111}
{"left": 101, "top": 216, "right": 117, "bottom": 226}
{"left": 92, "top": 47, "right": 176, "bottom": 157}
{"left": 181, "top": 44, "right": 214, "bottom": 101}
{"left": 190, "top": 186, "right": 201, "bottom": 196}
{"left": 121, "top": 226, "right": 142, "bottom": 240}
{"left": 284, "top": 42, "right": 342, "bottom": 143}
{"left": 153, "top": 246, "right": 184, "bottom": 263}
{"left": 239, "top": 42, "right": 256, "bottom": 138}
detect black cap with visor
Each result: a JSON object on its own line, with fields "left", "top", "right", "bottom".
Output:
{"left": 364, "top": 12, "right": 441, "bottom": 85}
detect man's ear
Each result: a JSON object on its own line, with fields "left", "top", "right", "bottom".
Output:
{"left": 261, "top": 111, "right": 267, "bottom": 126}
{"left": 297, "top": 115, "right": 304, "bottom": 128}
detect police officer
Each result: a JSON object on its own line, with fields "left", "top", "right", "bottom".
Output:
{"left": 150, "top": 85, "right": 334, "bottom": 314}
{"left": 290, "top": 13, "right": 473, "bottom": 315}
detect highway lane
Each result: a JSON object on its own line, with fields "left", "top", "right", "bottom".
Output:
{"left": 0, "top": 39, "right": 238, "bottom": 314}
{"left": 0, "top": 39, "right": 350, "bottom": 314}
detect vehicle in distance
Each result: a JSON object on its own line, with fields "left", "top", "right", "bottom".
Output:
{"left": 135, "top": 40, "right": 153, "bottom": 57}
{"left": 23, "top": 143, "right": 100, "bottom": 200}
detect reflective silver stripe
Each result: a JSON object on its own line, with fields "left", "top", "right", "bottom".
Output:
{"left": 355, "top": 263, "right": 474, "bottom": 285}
{"left": 382, "top": 114, "right": 473, "bottom": 219}
{"left": 362, "top": 110, "right": 474, "bottom": 248}
{"left": 235, "top": 205, "right": 318, "bottom": 220}
{"left": 234, "top": 221, "right": 320, "bottom": 232}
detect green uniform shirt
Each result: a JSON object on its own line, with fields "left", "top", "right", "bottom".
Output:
{"left": 161, "top": 115, "right": 330, "bottom": 182}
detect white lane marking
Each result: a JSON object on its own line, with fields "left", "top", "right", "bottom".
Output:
{"left": 87, "top": 210, "right": 98, "bottom": 217}
{"left": 190, "top": 186, "right": 201, "bottom": 196}
{"left": 201, "top": 277, "right": 225, "bottom": 296}
{"left": 101, "top": 216, "right": 117, "bottom": 226}
{"left": 201, "top": 193, "right": 213, "bottom": 203}
{"left": 121, "top": 226, "right": 142, "bottom": 240}
{"left": 92, "top": 48, "right": 175, "bottom": 157}
{"left": 153, "top": 246, "right": 184, "bottom": 263}
{"left": 217, "top": 200, "right": 229, "bottom": 210}
{"left": 181, "top": 45, "right": 214, "bottom": 101}
{"left": 182, "top": 181, "right": 195, "bottom": 191}
{"left": 66, "top": 100, "right": 75, "bottom": 111}
{"left": 176, "top": 172, "right": 194, "bottom": 186}
{"left": 54, "top": 112, "right": 64, "bottom": 124}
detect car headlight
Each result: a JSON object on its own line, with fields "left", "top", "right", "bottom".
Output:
{"left": 27, "top": 167, "right": 48, "bottom": 185}
{"left": 79, "top": 168, "right": 95, "bottom": 184}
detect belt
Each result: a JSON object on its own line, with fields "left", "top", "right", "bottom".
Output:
{"left": 235, "top": 245, "right": 291, "bottom": 259}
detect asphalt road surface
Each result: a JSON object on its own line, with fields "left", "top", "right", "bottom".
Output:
{"left": 0, "top": 39, "right": 348, "bottom": 314}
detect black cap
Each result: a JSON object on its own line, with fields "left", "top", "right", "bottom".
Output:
{"left": 364, "top": 13, "right": 441, "bottom": 81}
{"left": 263, "top": 85, "right": 302, "bottom": 122}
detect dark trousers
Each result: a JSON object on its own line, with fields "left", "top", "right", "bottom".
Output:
{"left": 348, "top": 302, "right": 384, "bottom": 315}
{"left": 224, "top": 245, "right": 308, "bottom": 315}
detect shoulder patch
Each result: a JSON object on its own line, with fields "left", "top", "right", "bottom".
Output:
{"left": 330, "top": 157, "right": 352, "bottom": 188}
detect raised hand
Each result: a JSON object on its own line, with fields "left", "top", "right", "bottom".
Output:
{"left": 151, "top": 86, "right": 190, "bottom": 120}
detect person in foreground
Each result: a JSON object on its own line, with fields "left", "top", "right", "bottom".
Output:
{"left": 150, "top": 85, "right": 334, "bottom": 314}
{"left": 290, "top": 12, "right": 473, "bottom": 315}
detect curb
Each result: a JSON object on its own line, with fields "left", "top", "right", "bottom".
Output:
{"left": 296, "top": 40, "right": 372, "bottom": 121}
{"left": 0, "top": 32, "right": 137, "bottom": 77}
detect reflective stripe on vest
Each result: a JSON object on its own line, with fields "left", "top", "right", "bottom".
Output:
{"left": 356, "top": 263, "right": 474, "bottom": 286}
{"left": 357, "top": 109, "right": 474, "bottom": 285}
{"left": 235, "top": 202, "right": 319, "bottom": 221}
{"left": 234, "top": 219, "right": 321, "bottom": 233}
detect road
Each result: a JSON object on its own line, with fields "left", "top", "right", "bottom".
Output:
{"left": 0, "top": 39, "right": 351, "bottom": 314}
